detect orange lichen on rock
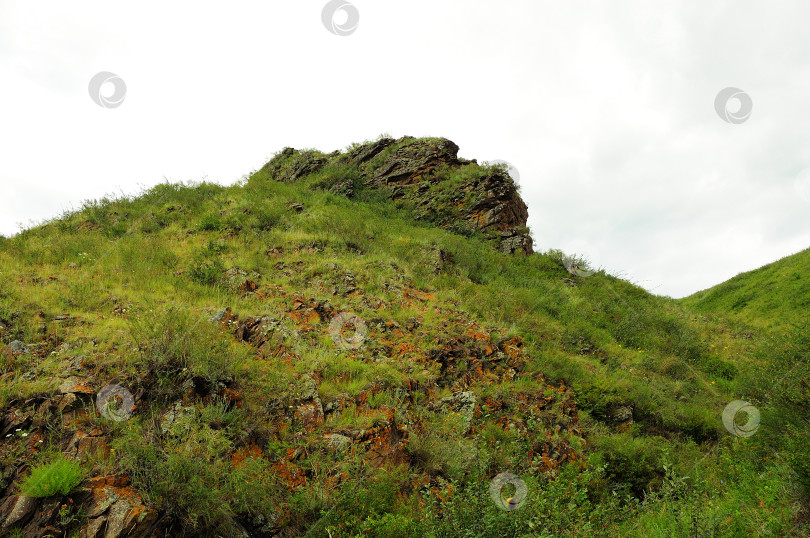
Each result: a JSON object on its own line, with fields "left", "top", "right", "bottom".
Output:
{"left": 271, "top": 459, "right": 307, "bottom": 490}
{"left": 230, "top": 442, "right": 264, "bottom": 467}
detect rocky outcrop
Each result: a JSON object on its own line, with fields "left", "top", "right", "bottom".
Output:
{"left": 0, "top": 477, "right": 156, "bottom": 538}
{"left": 80, "top": 477, "right": 158, "bottom": 538}
{"left": 0, "top": 262, "right": 586, "bottom": 537}
{"left": 367, "top": 138, "right": 462, "bottom": 186}
{"left": 431, "top": 391, "right": 477, "bottom": 434}
{"left": 260, "top": 137, "right": 534, "bottom": 254}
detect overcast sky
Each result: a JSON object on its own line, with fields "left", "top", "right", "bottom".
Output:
{"left": 1, "top": 1, "right": 809, "bottom": 299}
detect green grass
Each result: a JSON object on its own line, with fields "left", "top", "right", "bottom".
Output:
{"left": 0, "top": 137, "right": 807, "bottom": 536}
{"left": 21, "top": 456, "right": 85, "bottom": 498}
{"left": 681, "top": 247, "right": 810, "bottom": 331}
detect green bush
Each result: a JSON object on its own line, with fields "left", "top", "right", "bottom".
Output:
{"left": 595, "top": 434, "right": 666, "bottom": 498}
{"left": 102, "top": 220, "right": 129, "bottom": 239}
{"left": 188, "top": 252, "right": 225, "bottom": 286}
{"left": 130, "top": 307, "right": 245, "bottom": 389}
{"left": 700, "top": 357, "right": 737, "bottom": 380}
{"left": 315, "top": 465, "right": 412, "bottom": 536}
{"left": 249, "top": 207, "right": 283, "bottom": 231}
{"left": 406, "top": 411, "right": 476, "bottom": 480}
{"left": 113, "top": 406, "right": 282, "bottom": 535}
{"left": 22, "top": 456, "right": 84, "bottom": 498}
{"left": 198, "top": 213, "right": 222, "bottom": 232}
{"left": 406, "top": 462, "right": 625, "bottom": 537}
{"left": 223, "top": 213, "right": 244, "bottom": 232}
{"left": 139, "top": 217, "right": 161, "bottom": 234}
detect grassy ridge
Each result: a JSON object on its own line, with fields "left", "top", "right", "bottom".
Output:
{"left": 682, "top": 247, "right": 810, "bottom": 331}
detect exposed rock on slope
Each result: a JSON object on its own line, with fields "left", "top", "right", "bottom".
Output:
{"left": 0, "top": 264, "right": 581, "bottom": 537}
{"left": 0, "top": 137, "right": 560, "bottom": 537}
{"left": 260, "top": 137, "right": 534, "bottom": 254}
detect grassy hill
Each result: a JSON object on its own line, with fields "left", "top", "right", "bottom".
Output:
{"left": 681, "top": 247, "right": 810, "bottom": 332}
{"left": 0, "top": 136, "right": 808, "bottom": 537}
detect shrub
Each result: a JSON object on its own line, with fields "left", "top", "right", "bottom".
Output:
{"left": 102, "top": 220, "right": 129, "bottom": 239}
{"left": 406, "top": 411, "right": 475, "bottom": 480}
{"left": 596, "top": 435, "right": 665, "bottom": 498}
{"left": 188, "top": 254, "right": 225, "bottom": 286}
{"left": 700, "top": 357, "right": 736, "bottom": 380}
{"left": 315, "top": 465, "right": 411, "bottom": 536}
{"left": 249, "top": 207, "right": 283, "bottom": 231}
{"left": 198, "top": 213, "right": 222, "bottom": 232}
{"left": 223, "top": 213, "right": 244, "bottom": 232}
{"left": 139, "top": 217, "right": 161, "bottom": 234}
{"left": 130, "top": 307, "right": 243, "bottom": 388}
{"left": 407, "top": 461, "right": 625, "bottom": 537}
{"left": 113, "top": 407, "right": 282, "bottom": 535}
{"left": 22, "top": 456, "right": 84, "bottom": 498}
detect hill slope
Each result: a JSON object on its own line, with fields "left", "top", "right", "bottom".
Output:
{"left": 681, "top": 247, "right": 810, "bottom": 332}
{"left": 0, "top": 136, "right": 808, "bottom": 537}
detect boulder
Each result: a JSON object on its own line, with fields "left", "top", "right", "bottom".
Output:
{"left": 8, "top": 340, "right": 27, "bottom": 354}
{"left": 369, "top": 138, "right": 461, "bottom": 186}
{"left": 347, "top": 137, "right": 394, "bottom": 164}
{"left": 82, "top": 482, "right": 157, "bottom": 538}
{"left": 209, "top": 306, "right": 236, "bottom": 325}
{"left": 161, "top": 401, "right": 198, "bottom": 436}
{"left": 57, "top": 378, "right": 95, "bottom": 395}
{"left": 609, "top": 405, "right": 634, "bottom": 424}
{"left": 323, "top": 433, "right": 352, "bottom": 453}
{"left": 435, "top": 391, "right": 477, "bottom": 434}
{"left": 64, "top": 429, "right": 109, "bottom": 462}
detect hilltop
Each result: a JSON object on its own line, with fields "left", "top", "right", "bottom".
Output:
{"left": 0, "top": 136, "right": 808, "bottom": 537}
{"left": 261, "top": 136, "right": 534, "bottom": 254}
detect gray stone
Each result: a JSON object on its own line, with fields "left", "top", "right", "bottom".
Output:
{"left": 57, "top": 392, "right": 78, "bottom": 412}
{"left": 323, "top": 434, "right": 352, "bottom": 452}
{"left": 84, "top": 515, "right": 106, "bottom": 537}
{"left": 1, "top": 494, "right": 37, "bottom": 528}
{"left": 299, "top": 375, "right": 319, "bottom": 402}
{"left": 209, "top": 307, "right": 232, "bottom": 324}
{"left": 161, "top": 401, "right": 197, "bottom": 435}
{"left": 609, "top": 405, "right": 633, "bottom": 423}
{"left": 438, "top": 391, "right": 477, "bottom": 433}
{"left": 58, "top": 377, "right": 94, "bottom": 395}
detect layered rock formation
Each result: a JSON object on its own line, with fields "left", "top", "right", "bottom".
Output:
{"left": 260, "top": 137, "right": 534, "bottom": 254}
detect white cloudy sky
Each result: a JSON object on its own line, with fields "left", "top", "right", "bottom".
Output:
{"left": 1, "top": 1, "right": 809, "bottom": 298}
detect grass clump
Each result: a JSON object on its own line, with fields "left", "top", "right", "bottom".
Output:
{"left": 129, "top": 306, "right": 246, "bottom": 394}
{"left": 21, "top": 456, "right": 84, "bottom": 498}
{"left": 112, "top": 405, "right": 282, "bottom": 535}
